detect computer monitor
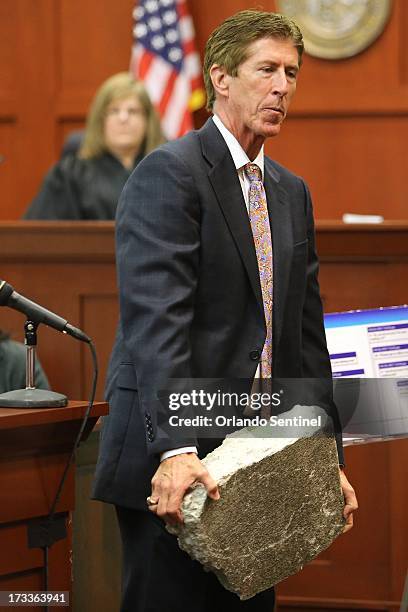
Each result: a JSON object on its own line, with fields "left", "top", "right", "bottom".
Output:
{"left": 324, "top": 306, "right": 408, "bottom": 443}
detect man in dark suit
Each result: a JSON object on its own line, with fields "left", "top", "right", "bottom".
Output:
{"left": 93, "top": 9, "right": 357, "bottom": 611}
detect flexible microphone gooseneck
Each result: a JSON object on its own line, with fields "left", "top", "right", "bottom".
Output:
{"left": 0, "top": 279, "right": 90, "bottom": 343}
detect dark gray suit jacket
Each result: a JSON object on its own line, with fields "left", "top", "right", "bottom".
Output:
{"left": 92, "top": 118, "right": 344, "bottom": 510}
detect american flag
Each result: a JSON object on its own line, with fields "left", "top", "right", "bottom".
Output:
{"left": 130, "top": 0, "right": 205, "bottom": 139}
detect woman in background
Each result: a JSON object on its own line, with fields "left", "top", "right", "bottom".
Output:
{"left": 24, "top": 72, "right": 165, "bottom": 220}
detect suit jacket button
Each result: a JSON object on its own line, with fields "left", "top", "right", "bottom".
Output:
{"left": 250, "top": 350, "right": 260, "bottom": 361}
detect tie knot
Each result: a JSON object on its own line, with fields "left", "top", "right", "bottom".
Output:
{"left": 244, "top": 163, "right": 262, "bottom": 183}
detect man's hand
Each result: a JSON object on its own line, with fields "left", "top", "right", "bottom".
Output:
{"left": 340, "top": 468, "right": 358, "bottom": 533}
{"left": 147, "top": 453, "right": 220, "bottom": 525}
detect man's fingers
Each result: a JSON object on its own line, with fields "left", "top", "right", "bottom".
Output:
{"left": 148, "top": 454, "right": 220, "bottom": 525}
{"left": 147, "top": 502, "right": 158, "bottom": 514}
{"left": 339, "top": 469, "right": 358, "bottom": 534}
{"left": 343, "top": 500, "right": 357, "bottom": 519}
{"left": 199, "top": 470, "right": 220, "bottom": 500}
{"left": 342, "top": 488, "right": 358, "bottom": 520}
{"left": 153, "top": 477, "right": 186, "bottom": 524}
{"left": 156, "top": 488, "right": 171, "bottom": 520}
{"left": 342, "top": 512, "right": 354, "bottom": 533}
{"left": 146, "top": 495, "right": 159, "bottom": 514}
{"left": 164, "top": 489, "right": 187, "bottom": 525}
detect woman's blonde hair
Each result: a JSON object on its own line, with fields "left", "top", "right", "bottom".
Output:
{"left": 79, "top": 72, "right": 165, "bottom": 159}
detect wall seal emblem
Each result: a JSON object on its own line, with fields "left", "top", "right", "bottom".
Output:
{"left": 276, "top": 0, "right": 392, "bottom": 59}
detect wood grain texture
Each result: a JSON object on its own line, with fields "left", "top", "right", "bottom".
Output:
{"left": 0, "top": 0, "right": 407, "bottom": 219}
{"left": 1, "top": 222, "right": 407, "bottom": 610}
{"left": 0, "top": 401, "right": 107, "bottom": 611}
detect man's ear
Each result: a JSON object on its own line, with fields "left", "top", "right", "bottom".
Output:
{"left": 210, "top": 64, "right": 231, "bottom": 101}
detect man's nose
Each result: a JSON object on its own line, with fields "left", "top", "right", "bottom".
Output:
{"left": 272, "top": 69, "right": 289, "bottom": 97}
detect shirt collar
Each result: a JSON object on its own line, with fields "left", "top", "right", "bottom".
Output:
{"left": 212, "top": 114, "right": 264, "bottom": 180}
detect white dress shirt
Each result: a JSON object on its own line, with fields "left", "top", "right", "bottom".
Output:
{"left": 160, "top": 115, "right": 265, "bottom": 462}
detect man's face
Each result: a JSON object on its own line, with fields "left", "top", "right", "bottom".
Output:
{"left": 221, "top": 37, "right": 299, "bottom": 143}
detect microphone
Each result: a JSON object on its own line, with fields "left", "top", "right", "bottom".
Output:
{"left": 0, "top": 279, "right": 90, "bottom": 343}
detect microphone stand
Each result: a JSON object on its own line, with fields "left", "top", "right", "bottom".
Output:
{"left": 0, "top": 320, "right": 68, "bottom": 408}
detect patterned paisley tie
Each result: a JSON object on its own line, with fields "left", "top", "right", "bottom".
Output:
{"left": 244, "top": 163, "right": 273, "bottom": 382}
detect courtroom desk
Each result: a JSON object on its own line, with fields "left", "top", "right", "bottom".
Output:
{"left": 315, "top": 220, "right": 408, "bottom": 313}
{"left": 0, "top": 400, "right": 108, "bottom": 611}
{"left": 1, "top": 222, "right": 117, "bottom": 402}
{"left": 1, "top": 221, "right": 408, "bottom": 611}
{"left": 73, "top": 427, "right": 121, "bottom": 612}
{"left": 1, "top": 220, "right": 408, "bottom": 401}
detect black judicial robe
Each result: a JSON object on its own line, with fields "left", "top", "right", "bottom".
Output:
{"left": 24, "top": 152, "right": 139, "bottom": 220}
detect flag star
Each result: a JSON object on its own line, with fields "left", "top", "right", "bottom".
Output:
{"left": 168, "top": 47, "right": 182, "bottom": 62}
{"left": 133, "top": 6, "right": 145, "bottom": 20}
{"left": 163, "top": 10, "right": 177, "bottom": 25}
{"left": 148, "top": 16, "right": 162, "bottom": 31}
{"left": 134, "top": 23, "right": 148, "bottom": 38}
{"left": 165, "top": 28, "right": 179, "bottom": 43}
{"left": 151, "top": 34, "right": 166, "bottom": 49}
{"left": 145, "top": 0, "right": 159, "bottom": 12}
{"left": 160, "top": 0, "right": 174, "bottom": 6}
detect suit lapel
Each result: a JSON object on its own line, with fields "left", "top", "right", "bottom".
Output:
{"left": 199, "top": 119, "right": 295, "bottom": 347}
{"left": 199, "top": 120, "right": 264, "bottom": 315}
{"left": 264, "top": 164, "right": 293, "bottom": 352}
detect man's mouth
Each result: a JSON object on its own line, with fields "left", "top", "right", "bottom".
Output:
{"left": 263, "top": 107, "right": 284, "bottom": 115}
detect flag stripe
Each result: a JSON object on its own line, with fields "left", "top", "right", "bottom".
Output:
{"left": 158, "top": 70, "right": 178, "bottom": 116}
{"left": 143, "top": 56, "right": 174, "bottom": 104}
{"left": 138, "top": 50, "right": 155, "bottom": 79}
{"left": 130, "top": 0, "right": 205, "bottom": 140}
{"left": 162, "top": 73, "right": 190, "bottom": 138}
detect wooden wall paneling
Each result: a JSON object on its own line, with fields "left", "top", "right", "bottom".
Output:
{"left": 57, "top": 120, "right": 86, "bottom": 157}
{"left": 386, "top": 263, "right": 408, "bottom": 305}
{"left": 59, "top": 0, "right": 135, "bottom": 95}
{"left": 401, "top": 0, "right": 408, "bottom": 84}
{"left": 0, "top": 2, "right": 19, "bottom": 219}
{"left": 73, "top": 431, "right": 121, "bottom": 612}
{"left": 0, "top": 3, "right": 18, "bottom": 97}
{"left": 2, "top": 0, "right": 408, "bottom": 219}
{"left": 267, "top": 115, "right": 408, "bottom": 220}
{"left": 285, "top": 0, "right": 405, "bottom": 114}
{"left": 14, "top": 0, "right": 59, "bottom": 219}
{"left": 0, "top": 276, "right": 114, "bottom": 401}
{"left": 56, "top": 0, "right": 135, "bottom": 122}
{"left": 0, "top": 262, "right": 84, "bottom": 399}
{"left": 316, "top": 222, "right": 408, "bottom": 311}
{"left": 0, "top": 523, "right": 43, "bottom": 576}
{"left": 0, "top": 222, "right": 117, "bottom": 401}
{"left": 0, "top": 121, "right": 17, "bottom": 218}
{"left": 80, "top": 293, "right": 119, "bottom": 400}
{"left": 266, "top": 0, "right": 408, "bottom": 220}
{"left": 319, "top": 263, "right": 395, "bottom": 313}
